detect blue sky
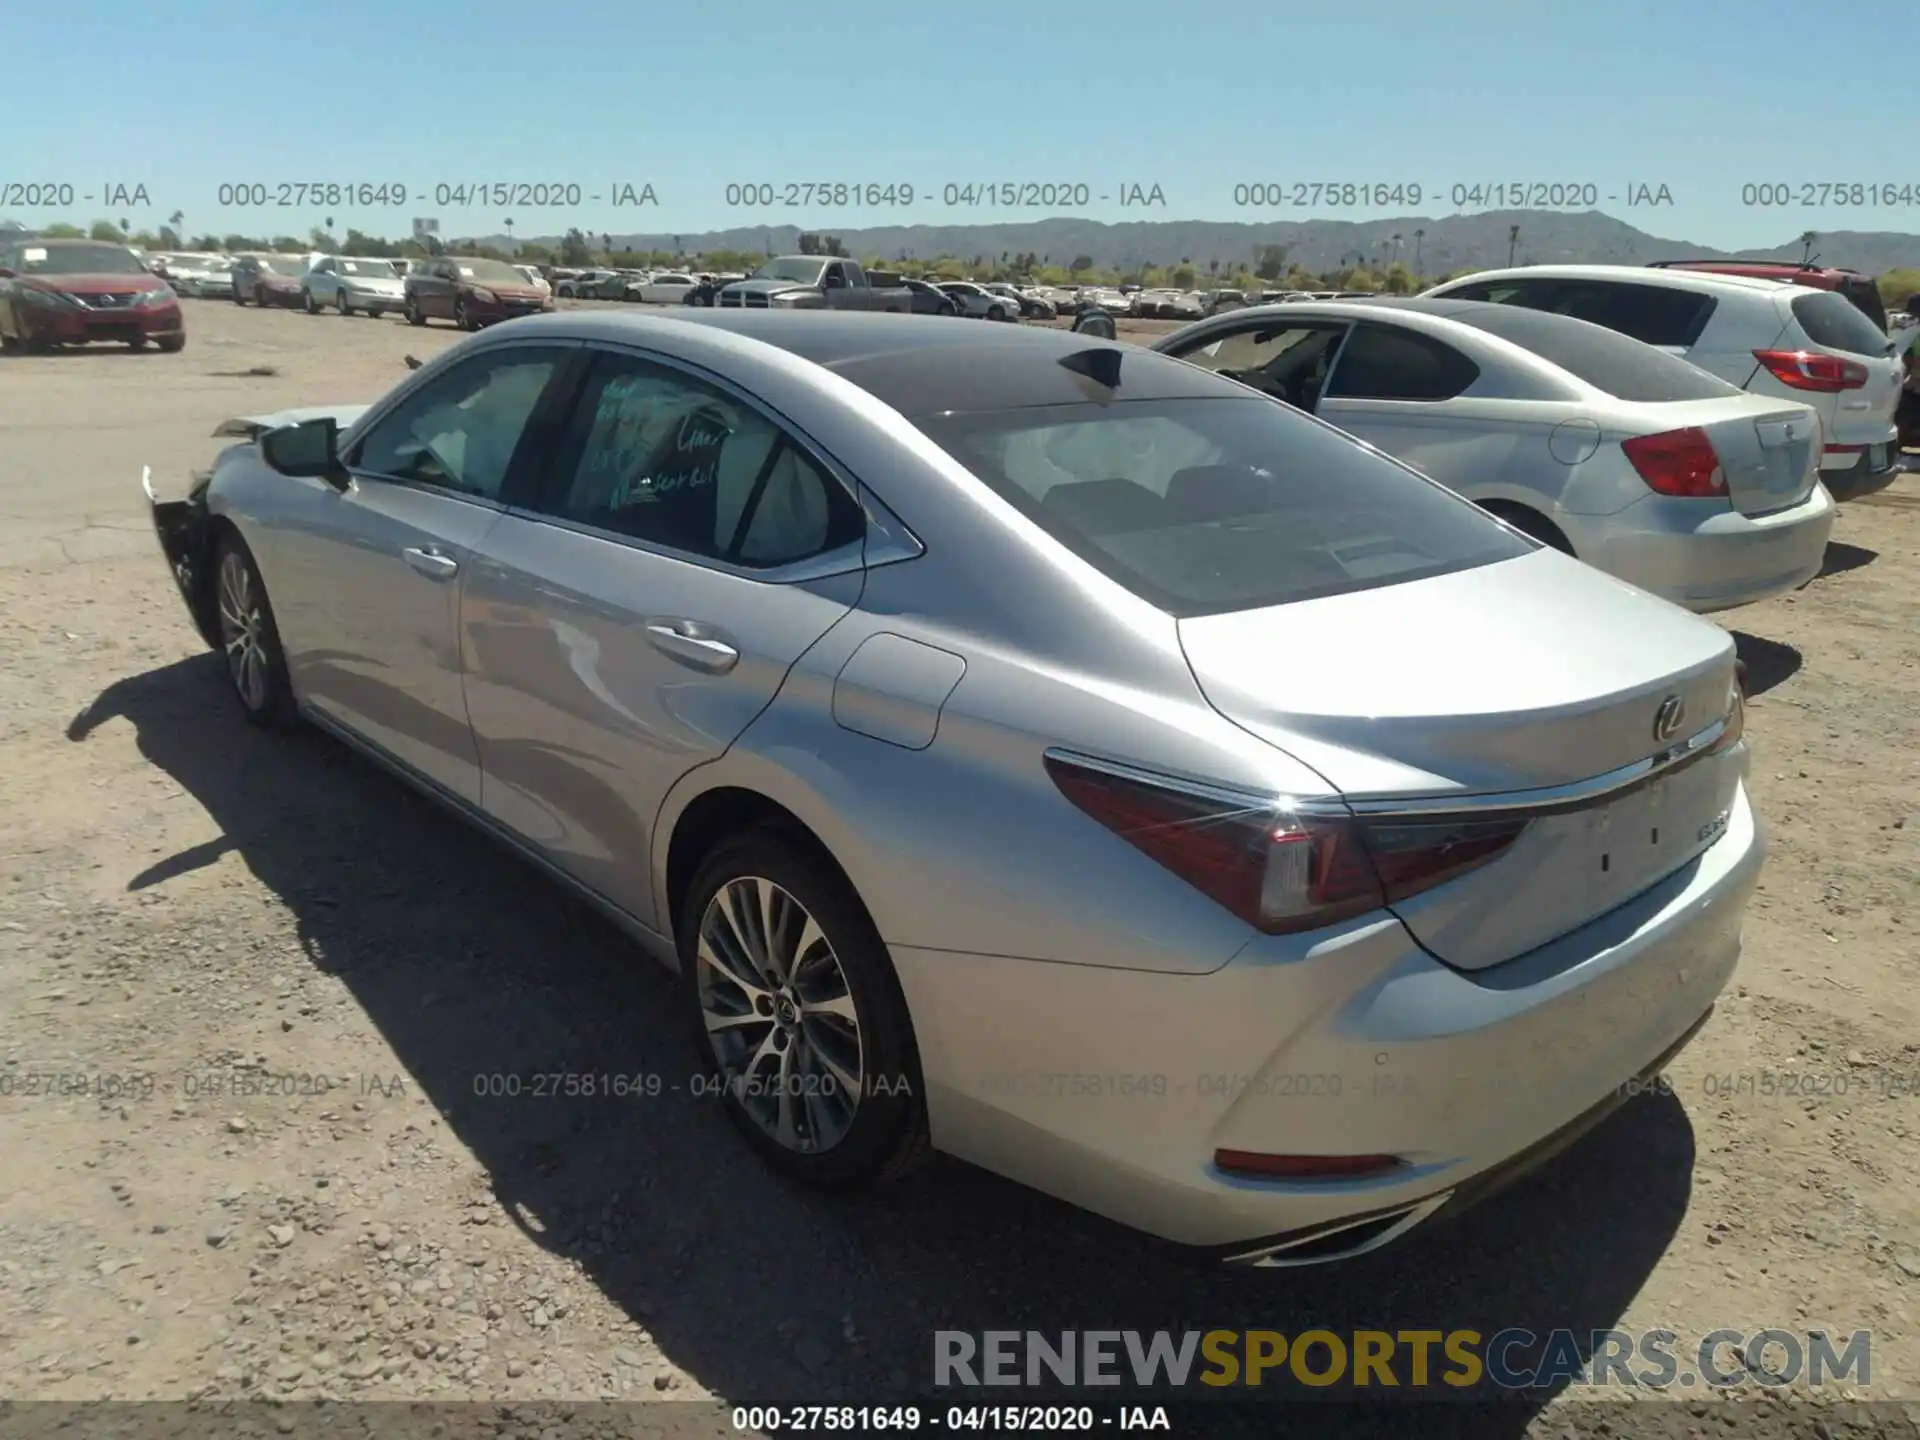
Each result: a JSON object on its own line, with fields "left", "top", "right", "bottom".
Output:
{"left": 4, "top": 0, "right": 1914, "bottom": 248}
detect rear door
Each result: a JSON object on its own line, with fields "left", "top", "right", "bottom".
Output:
{"left": 459, "top": 345, "right": 868, "bottom": 929}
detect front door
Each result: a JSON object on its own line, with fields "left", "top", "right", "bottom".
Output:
{"left": 259, "top": 344, "right": 575, "bottom": 804}
{"left": 459, "top": 346, "right": 869, "bottom": 930}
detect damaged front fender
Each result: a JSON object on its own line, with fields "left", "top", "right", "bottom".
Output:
{"left": 141, "top": 464, "right": 221, "bottom": 652}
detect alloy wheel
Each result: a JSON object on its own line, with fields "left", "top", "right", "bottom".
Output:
{"left": 216, "top": 550, "right": 270, "bottom": 712}
{"left": 695, "top": 875, "right": 864, "bottom": 1154}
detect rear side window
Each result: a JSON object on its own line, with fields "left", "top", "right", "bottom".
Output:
{"left": 1547, "top": 282, "right": 1715, "bottom": 348}
{"left": 1323, "top": 324, "right": 1481, "bottom": 401}
{"left": 1446, "top": 306, "right": 1742, "bottom": 403}
{"left": 913, "top": 397, "right": 1530, "bottom": 617}
{"left": 1791, "top": 291, "right": 1891, "bottom": 356}
{"left": 1445, "top": 279, "right": 1714, "bottom": 348}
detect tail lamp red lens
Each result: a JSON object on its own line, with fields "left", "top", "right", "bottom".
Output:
{"left": 1621, "top": 427, "right": 1728, "bottom": 498}
{"left": 1043, "top": 756, "right": 1526, "bottom": 934}
{"left": 1751, "top": 348, "right": 1868, "bottom": 393}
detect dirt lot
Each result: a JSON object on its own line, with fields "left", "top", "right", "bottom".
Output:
{"left": 0, "top": 297, "right": 1917, "bottom": 1438}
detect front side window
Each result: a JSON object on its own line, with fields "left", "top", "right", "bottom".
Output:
{"left": 351, "top": 348, "right": 564, "bottom": 499}
{"left": 915, "top": 397, "right": 1529, "bottom": 617}
{"left": 1169, "top": 323, "right": 1348, "bottom": 407}
{"left": 536, "top": 354, "right": 865, "bottom": 568}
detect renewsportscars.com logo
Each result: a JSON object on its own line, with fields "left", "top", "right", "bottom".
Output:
{"left": 934, "top": 1328, "right": 1871, "bottom": 1391}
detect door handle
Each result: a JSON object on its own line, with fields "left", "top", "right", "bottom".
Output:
{"left": 645, "top": 619, "right": 740, "bottom": 673}
{"left": 401, "top": 547, "right": 459, "bottom": 581}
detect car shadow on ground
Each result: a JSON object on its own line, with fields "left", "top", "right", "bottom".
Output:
{"left": 1729, "top": 633, "right": 1803, "bottom": 698}
{"left": 69, "top": 654, "right": 1703, "bottom": 1436}
{"left": 1816, "top": 541, "right": 1877, "bottom": 580}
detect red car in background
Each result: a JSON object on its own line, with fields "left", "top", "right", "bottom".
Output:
{"left": 403, "top": 255, "right": 553, "bottom": 329}
{"left": 0, "top": 237, "right": 186, "bottom": 352}
{"left": 229, "top": 254, "right": 306, "bottom": 308}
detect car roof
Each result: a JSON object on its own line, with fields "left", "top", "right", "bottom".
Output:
{"left": 1653, "top": 260, "right": 1863, "bottom": 282}
{"left": 496, "top": 309, "right": 1242, "bottom": 414}
{"left": 1435, "top": 264, "right": 1791, "bottom": 297}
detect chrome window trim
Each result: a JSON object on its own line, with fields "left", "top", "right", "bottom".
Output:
{"left": 1046, "top": 705, "right": 1735, "bottom": 822}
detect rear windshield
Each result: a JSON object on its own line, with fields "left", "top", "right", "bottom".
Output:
{"left": 1793, "top": 291, "right": 1890, "bottom": 355}
{"left": 1446, "top": 305, "right": 1743, "bottom": 402}
{"left": 913, "top": 397, "right": 1530, "bottom": 617}
{"left": 1836, "top": 278, "right": 1888, "bottom": 330}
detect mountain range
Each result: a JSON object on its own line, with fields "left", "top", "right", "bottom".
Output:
{"left": 479, "top": 209, "right": 1920, "bottom": 274}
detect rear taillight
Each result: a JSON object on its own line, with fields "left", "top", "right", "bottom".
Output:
{"left": 1706, "top": 684, "right": 1746, "bottom": 756}
{"left": 1043, "top": 756, "right": 1525, "bottom": 934}
{"left": 1752, "top": 348, "right": 1869, "bottom": 392}
{"left": 1621, "top": 427, "right": 1728, "bottom": 498}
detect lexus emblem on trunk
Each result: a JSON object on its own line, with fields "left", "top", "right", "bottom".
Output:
{"left": 1653, "top": 695, "right": 1687, "bottom": 743}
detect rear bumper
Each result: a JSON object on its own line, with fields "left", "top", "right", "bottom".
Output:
{"left": 889, "top": 783, "right": 1762, "bottom": 1257}
{"left": 1594, "top": 484, "right": 1835, "bottom": 614}
{"left": 1821, "top": 444, "right": 1902, "bottom": 500}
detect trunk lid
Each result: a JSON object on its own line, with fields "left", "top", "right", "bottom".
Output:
{"left": 1627, "top": 395, "right": 1822, "bottom": 515}
{"left": 1177, "top": 549, "right": 1743, "bottom": 970}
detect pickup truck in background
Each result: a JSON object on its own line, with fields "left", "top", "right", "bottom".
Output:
{"left": 718, "top": 256, "right": 912, "bottom": 311}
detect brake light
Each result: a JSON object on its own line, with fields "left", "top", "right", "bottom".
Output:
{"left": 1043, "top": 756, "right": 1526, "bottom": 934}
{"left": 1622, "top": 427, "right": 1727, "bottom": 498}
{"left": 1752, "top": 348, "right": 1869, "bottom": 392}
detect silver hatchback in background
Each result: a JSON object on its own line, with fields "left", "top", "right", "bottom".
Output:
{"left": 143, "top": 313, "right": 1762, "bottom": 1265}
{"left": 1154, "top": 299, "right": 1834, "bottom": 614}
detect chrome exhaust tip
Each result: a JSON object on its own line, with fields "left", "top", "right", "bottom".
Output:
{"left": 1220, "top": 1192, "right": 1453, "bottom": 1268}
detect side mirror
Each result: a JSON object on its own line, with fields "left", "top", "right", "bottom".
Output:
{"left": 261, "top": 418, "right": 344, "bottom": 481}
{"left": 823, "top": 273, "right": 846, "bottom": 289}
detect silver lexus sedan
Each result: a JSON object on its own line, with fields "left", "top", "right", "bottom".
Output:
{"left": 142, "top": 312, "right": 1762, "bottom": 1266}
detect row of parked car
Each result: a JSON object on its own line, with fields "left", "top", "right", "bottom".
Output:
{"left": 145, "top": 259, "right": 1905, "bottom": 1265}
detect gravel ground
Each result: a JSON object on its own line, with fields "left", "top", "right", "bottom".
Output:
{"left": 0, "top": 297, "right": 1916, "bottom": 1439}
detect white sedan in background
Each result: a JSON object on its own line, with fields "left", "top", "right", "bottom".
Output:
{"left": 302, "top": 257, "right": 407, "bottom": 317}
{"left": 1155, "top": 297, "right": 1834, "bottom": 614}
{"left": 628, "top": 271, "right": 698, "bottom": 304}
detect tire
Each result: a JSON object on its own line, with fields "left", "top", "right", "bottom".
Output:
{"left": 937, "top": 302, "right": 956, "bottom": 317}
{"left": 455, "top": 298, "right": 473, "bottom": 331}
{"left": 337, "top": 289, "right": 352, "bottom": 317}
{"left": 212, "top": 533, "right": 297, "bottom": 729}
{"left": 405, "top": 299, "right": 426, "bottom": 326}
{"left": 679, "top": 829, "right": 929, "bottom": 1191}
{"left": 0, "top": 330, "right": 19, "bottom": 354}
{"left": 157, "top": 335, "right": 185, "bottom": 353}
{"left": 1485, "top": 503, "right": 1575, "bottom": 555}
{"left": 302, "top": 289, "right": 318, "bottom": 314}
{"left": 232, "top": 287, "right": 247, "bottom": 307}
{"left": 987, "top": 305, "right": 1008, "bottom": 322}
{"left": 255, "top": 286, "right": 268, "bottom": 307}
{"left": 127, "top": 335, "right": 149, "bottom": 350}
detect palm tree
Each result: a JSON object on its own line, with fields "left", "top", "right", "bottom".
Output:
{"left": 504, "top": 217, "right": 515, "bottom": 253}
{"left": 1799, "top": 230, "right": 1817, "bottom": 264}
{"left": 1390, "top": 232, "right": 1403, "bottom": 267}
{"left": 1507, "top": 223, "right": 1521, "bottom": 266}
{"left": 1413, "top": 227, "right": 1425, "bottom": 277}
